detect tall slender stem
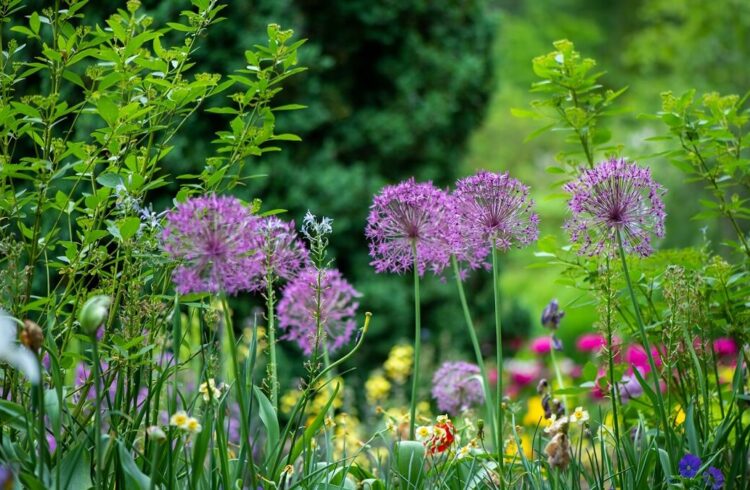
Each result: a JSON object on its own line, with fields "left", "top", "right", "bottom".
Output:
{"left": 615, "top": 230, "right": 674, "bottom": 459}
{"left": 265, "top": 275, "right": 278, "bottom": 411}
{"left": 450, "top": 256, "right": 496, "bottom": 448}
{"left": 91, "top": 340, "right": 104, "bottom": 490}
{"left": 35, "top": 373, "right": 46, "bottom": 483}
{"left": 491, "top": 242, "right": 505, "bottom": 485}
{"left": 604, "top": 257, "right": 623, "bottom": 489}
{"left": 409, "top": 242, "right": 421, "bottom": 440}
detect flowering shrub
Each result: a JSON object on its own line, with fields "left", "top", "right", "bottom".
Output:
{"left": 0, "top": 3, "right": 746, "bottom": 488}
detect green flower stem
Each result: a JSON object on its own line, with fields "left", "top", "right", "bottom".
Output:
{"left": 604, "top": 257, "right": 623, "bottom": 489}
{"left": 265, "top": 275, "right": 279, "bottom": 411}
{"left": 409, "top": 243, "right": 421, "bottom": 440}
{"left": 548, "top": 344, "right": 567, "bottom": 406}
{"left": 491, "top": 242, "right": 505, "bottom": 486}
{"left": 220, "top": 295, "right": 252, "bottom": 482}
{"left": 35, "top": 372, "right": 46, "bottom": 483}
{"left": 450, "top": 256, "right": 496, "bottom": 449}
{"left": 615, "top": 229, "right": 674, "bottom": 459}
{"left": 91, "top": 339, "right": 104, "bottom": 490}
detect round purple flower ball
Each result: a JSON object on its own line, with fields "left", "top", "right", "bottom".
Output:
{"left": 162, "top": 195, "right": 263, "bottom": 295}
{"left": 365, "top": 178, "right": 454, "bottom": 276}
{"left": 431, "top": 361, "right": 484, "bottom": 416}
{"left": 678, "top": 453, "right": 702, "bottom": 478}
{"left": 278, "top": 267, "right": 361, "bottom": 355}
{"left": 564, "top": 158, "right": 666, "bottom": 257}
{"left": 250, "top": 216, "right": 309, "bottom": 291}
{"left": 452, "top": 171, "right": 539, "bottom": 262}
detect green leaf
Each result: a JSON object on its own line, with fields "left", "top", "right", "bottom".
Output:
{"left": 96, "top": 173, "right": 123, "bottom": 189}
{"left": 254, "top": 386, "right": 279, "bottom": 464}
{"left": 118, "top": 217, "right": 142, "bottom": 241}
{"left": 29, "top": 12, "right": 41, "bottom": 34}
{"left": 117, "top": 440, "right": 151, "bottom": 490}
{"left": 52, "top": 443, "right": 92, "bottom": 490}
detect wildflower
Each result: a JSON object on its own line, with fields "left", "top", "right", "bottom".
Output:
{"left": 530, "top": 336, "right": 552, "bottom": 354}
{"left": 277, "top": 268, "right": 361, "bottom": 355}
{"left": 0, "top": 310, "right": 40, "bottom": 384}
{"left": 541, "top": 299, "right": 564, "bottom": 330}
{"left": 415, "top": 425, "right": 433, "bottom": 442}
{"left": 544, "top": 415, "right": 569, "bottom": 435}
{"left": 146, "top": 426, "right": 167, "bottom": 441}
{"left": 576, "top": 333, "right": 606, "bottom": 353}
{"left": 431, "top": 361, "right": 484, "bottom": 416}
{"left": 199, "top": 378, "right": 223, "bottom": 402}
{"left": 384, "top": 344, "right": 413, "bottom": 383}
{"left": 280, "top": 390, "right": 301, "bottom": 415}
{"left": 625, "top": 344, "right": 662, "bottom": 374}
{"left": 452, "top": 170, "right": 539, "bottom": 255}
{"left": 570, "top": 407, "right": 590, "bottom": 425}
{"left": 365, "top": 373, "right": 391, "bottom": 404}
{"left": 424, "top": 416, "right": 456, "bottom": 454}
{"left": 185, "top": 417, "right": 202, "bottom": 433}
{"left": 457, "top": 444, "right": 472, "bottom": 459}
{"left": 507, "top": 359, "right": 542, "bottom": 387}
{"left": 713, "top": 337, "right": 737, "bottom": 358}
{"left": 523, "top": 396, "right": 546, "bottom": 427}
{"left": 505, "top": 433, "right": 533, "bottom": 459}
{"left": 169, "top": 411, "right": 189, "bottom": 429}
{"left": 678, "top": 453, "right": 702, "bottom": 478}
{"left": 564, "top": 158, "right": 666, "bottom": 257}
{"left": 703, "top": 466, "right": 724, "bottom": 489}
{"left": 251, "top": 216, "right": 309, "bottom": 290}
{"left": 301, "top": 211, "right": 333, "bottom": 241}
{"left": 674, "top": 405, "right": 686, "bottom": 426}
{"left": 162, "top": 195, "right": 263, "bottom": 294}
{"left": 0, "top": 465, "right": 13, "bottom": 490}
{"left": 365, "top": 178, "right": 454, "bottom": 276}
{"left": 618, "top": 373, "right": 644, "bottom": 403}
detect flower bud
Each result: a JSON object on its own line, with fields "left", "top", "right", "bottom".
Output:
{"left": 146, "top": 426, "right": 166, "bottom": 442}
{"left": 78, "top": 295, "right": 111, "bottom": 335}
{"left": 20, "top": 320, "right": 44, "bottom": 353}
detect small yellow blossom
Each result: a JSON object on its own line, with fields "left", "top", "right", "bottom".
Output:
{"left": 186, "top": 417, "right": 202, "bottom": 433}
{"left": 199, "top": 378, "right": 223, "bottom": 402}
{"left": 365, "top": 373, "right": 391, "bottom": 404}
{"left": 523, "top": 396, "right": 546, "bottom": 427}
{"left": 281, "top": 390, "right": 301, "bottom": 415}
{"left": 674, "top": 405, "right": 686, "bottom": 426}
{"left": 570, "top": 407, "right": 590, "bottom": 425}
{"left": 169, "top": 411, "right": 189, "bottom": 429}
{"left": 384, "top": 344, "right": 413, "bottom": 383}
{"left": 415, "top": 425, "right": 433, "bottom": 441}
{"left": 505, "top": 434, "right": 533, "bottom": 459}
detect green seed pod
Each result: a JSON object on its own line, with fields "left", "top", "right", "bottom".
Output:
{"left": 78, "top": 295, "right": 111, "bottom": 335}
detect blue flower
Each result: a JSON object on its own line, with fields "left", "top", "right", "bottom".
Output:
{"left": 703, "top": 466, "right": 724, "bottom": 489}
{"left": 678, "top": 453, "right": 702, "bottom": 478}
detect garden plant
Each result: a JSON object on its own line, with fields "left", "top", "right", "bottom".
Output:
{"left": 0, "top": 1, "right": 748, "bottom": 489}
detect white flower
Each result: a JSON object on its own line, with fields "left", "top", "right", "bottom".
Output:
{"left": 570, "top": 406, "right": 590, "bottom": 425}
{"left": 0, "top": 310, "right": 40, "bottom": 384}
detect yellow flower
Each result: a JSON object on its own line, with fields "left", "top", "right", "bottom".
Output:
{"left": 199, "top": 378, "right": 222, "bottom": 402}
{"left": 570, "top": 406, "right": 590, "bottom": 425}
{"left": 523, "top": 396, "right": 546, "bottom": 427}
{"left": 674, "top": 405, "right": 686, "bottom": 426}
{"left": 718, "top": 365, "right": 735, "bottom": 384}
{"left": 186, "top": 417, "right": 202, "bottom": 433}
{"left": 169, "top": 410, "right": 189, "bottom": 429}
{"left": 281, "top": 390, "right": 301, "bottom": 415}
{"left": 505, "top": 433, "right": 533, "bottom": 459}
{"left": 365, "top": 373, "right": 391, "bottom": 404}
{"left": 384, "top": 344, "right": 413, "bottom": 383}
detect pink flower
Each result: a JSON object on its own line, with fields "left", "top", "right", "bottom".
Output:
{"left": 625, "top": 344, "right": 662, "bottom": 374}
{"left": 530, "top": 336, "right": 552, "bottom": 355}
{"left": 576, "top": 333, "right": 606, "bottom": 353}
{"left": 713, "top": 337, "right": 738, "bottom": 358}
{"left": 506, "top": 359, "right": 542, "bottom": 386}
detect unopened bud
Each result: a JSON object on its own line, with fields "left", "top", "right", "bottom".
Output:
{"left": 20, "top": 320, "right": 44, "bottom": 353}
{"left": 146, "top": 426, "right": 166, "bottom": 441}
{"left": 79, "top": 295, "right": 111, "bottom": 335}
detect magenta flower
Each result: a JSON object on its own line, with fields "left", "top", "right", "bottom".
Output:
{"left": 278, "top": 268, "right": 361, "bottom": 355}
{"left": 366, "top": 178, "right": 454, "bottom": 276}
{"left": 564, "top": 159, "right": 666, "bottom": 257}
{"left": 162, "top": 195, "right": 262, "bottom": 295}
{"left": 506, "top": 359, "right": 542, "bottom": 387}
{"left": 431, "top": 361, "right": 484, "bottom": 415}
{"left": 576, "top": 333, "right": 606, "bottom": 353}
{"left": 625, "top": 344, "right": 662, "bottom": 374}
{"left": 452, "top": 171, "right": 539, "bottom": 257}
{"left": 251, "top": 217, "right": 309, "bottom": 290}
{"left": 530, "top": 336, "right": 553, "bottom": 354}
{"left": 713, "top": 337, "right": 738, "bottom": 358}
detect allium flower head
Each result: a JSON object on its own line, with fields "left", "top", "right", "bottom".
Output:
{"left": 678, "top": 453, "right": 702, "bottom": 478}
{"left": 564, "top": 158, "right": 666, "bottom": 257}
{"left": 162, "top": 195, "right": 262, "bottom": 295}
{"left": 452, "top": 171, "right": 539, "bottom": 257}
{"left": 431, "top": 361, "right": 484, "bottom": 416}
{"left": 252, "top": 217, "right": 309, "bottom": 289}
{"left": 366, "top": 178, "right": 454, "bottom": 276}
{"left": 278, "top": 268, "right": 361, "bottom": 355}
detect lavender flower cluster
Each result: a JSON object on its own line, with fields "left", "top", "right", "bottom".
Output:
{"left": 431, "top": 361, "right": 485, "bottom": 415}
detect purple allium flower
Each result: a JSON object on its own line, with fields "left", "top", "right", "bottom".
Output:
{"left": 365, "top": 178, "right": 454, "bottom": 276}
{"left": 704, "top": 466, "right": 724, "bottom": 489}
{"left": 451, "top": 171, "right": 539, "bottom": 261}
{"left": 162, "top": 195, "right": 263, "bottom": 295}
{"left": 431, "top": 361, "right": 484, "bottom": 416}
{"left": 678, "top": 453, "right": 702, "bottom": 478}
{"left": 278, "top": 268, "right": 361, "bottom": 355}
{"left": 251, "top": 217, "right": 309, "bottom": 290}
{"left": 564, "top": 158, "right": 666, "bottom": 257}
